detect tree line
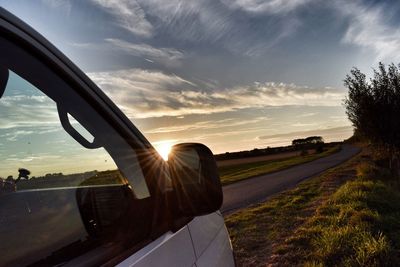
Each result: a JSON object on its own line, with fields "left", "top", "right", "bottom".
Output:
{"left": 344, "top": 62, "right": 400, "bottom": 171}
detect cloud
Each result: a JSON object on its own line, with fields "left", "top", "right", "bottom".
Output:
{"left": 334, "top": 0, "right": 400, "bottom": 62}
{"left": 62, "top": 0, "right": 309, "bottom": 57}
{"left": 291, "top": 123, "right": 317, "bottom": 127}
{"left": 134, "top": 0, "right": 303, "bottom": 56}
{"left": 89, "top": 68, "right": 346, "bottom": 118}
{"left": 0, "top": 95, "right": 59, "bottom": 129}
{"left": 41, "top": 0, "right": 72, "bottom": 14}
{"left": 296, "top": 112, "right": 317, "bottom": 118}
{"left": 106, "top": 38, "right": 184, "bottom": 66}
{"left": 0, "top": 130, "right": 34, "bottom": 142}
{"left": 90, "top": 0, "right": 153, "bottom": 37}
{"left": 222, "top": 0, "right": 313, "bottom": 14}
{"left": 144, "top": 117, "right": 269, "bottom": 134}
{"left": 137, "top": 0, "right": 233, "bottom": 42}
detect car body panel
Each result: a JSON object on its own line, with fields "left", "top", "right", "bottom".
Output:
{"left": 116, "top": 226, "right": 196, "bottom": 267}
{"left": 188, "top": 212, "right": 225, "bottom": 258}
{"left": 195, "top": 224, "right": 235, "bottom": 267}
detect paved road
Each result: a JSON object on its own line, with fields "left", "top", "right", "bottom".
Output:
{"left": 221, "top": 145, "right": 360, "bottom": 213}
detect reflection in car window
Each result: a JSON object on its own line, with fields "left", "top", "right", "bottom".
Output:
{"left": 0, "top": 71, "right": 119, "bottom": 185}
{"left": 0, "top": 68, "right": 153, "bottom": 266}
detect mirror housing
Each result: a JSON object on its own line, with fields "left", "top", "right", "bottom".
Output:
{"left": 168, "top": 143, "right": 223, "bottom": 217}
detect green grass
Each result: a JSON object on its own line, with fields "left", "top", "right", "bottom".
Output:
{"left": 224, "top": 146, "right": 367, "bottom": 266}
{"left": 225, "top": 146, "right": 400, "bottom": 266}
{"left": 219, "top": 146, "right": 341, "bottom": 185}
{"left": 277, "top": 158, "right": 400, "bottom": 266}
{"left": 224, "top": 152, "right": 357, "bottom": 266}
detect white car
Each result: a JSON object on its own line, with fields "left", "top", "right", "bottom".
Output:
{"left": 0, "top": 8, "right": 235, "bottom": 267}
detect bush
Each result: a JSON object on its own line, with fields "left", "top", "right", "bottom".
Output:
{"left": 300, "top": 149, "right": 309, "bottom": 156}
{"left": 316, "top": 145, "right": 324, "bottom": 153}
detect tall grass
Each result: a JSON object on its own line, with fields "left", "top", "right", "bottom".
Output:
{"left": 283, "top": 156, "right": 400, "bottom": 266}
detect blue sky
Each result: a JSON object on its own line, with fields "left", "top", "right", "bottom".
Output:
{"left": 2, "top": 0, "right": 400, "bottom": 154}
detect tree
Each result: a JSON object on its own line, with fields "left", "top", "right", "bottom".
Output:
{"left": 344, "top": 63, "right": 400, "bottom": 168}
{"left": 292, "top": 136, "right": 324, "bottom": 147}
{"left": 15, "top": 168, "right": 30, "bottom": 183}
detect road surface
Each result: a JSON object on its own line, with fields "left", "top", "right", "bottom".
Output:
{"left": 221, "top": 145, "right": 360, "bottom": 213}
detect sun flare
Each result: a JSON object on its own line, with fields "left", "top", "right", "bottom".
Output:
{"left": 154, "top": 140, "right": 174, "bottom": 161}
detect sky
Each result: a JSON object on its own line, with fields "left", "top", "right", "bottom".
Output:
{"left": 2, "top": 0, "right": 400, "bottom": 155}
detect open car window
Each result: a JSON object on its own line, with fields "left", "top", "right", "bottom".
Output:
{"left": 0, "top": 69, "right": 150, "bottom": 197}
{"left": 0, "top": 36, "right": 154, "bottom": 266}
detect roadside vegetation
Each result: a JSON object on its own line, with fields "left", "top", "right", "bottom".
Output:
{"left": 225, "top": 63, "right": 400, "bottom": 266}
{"left": 224, "top": 145, "right": 361, "bottom": 266}
{"left": 271, "top": 147, "right": 400, "bottom": 266}
{"left": 219, "top": 146, "right": 340, "bottom": 185}
{"left": 226, "top": 146, "right": 400, "bottom": 266}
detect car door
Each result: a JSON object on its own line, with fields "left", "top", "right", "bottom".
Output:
{"left": 0, "top": 8, "right": 197, "bottom": 267}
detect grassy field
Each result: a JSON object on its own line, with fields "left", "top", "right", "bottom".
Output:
{"left": 219, "top": 146, "right": 341, "bottom": 186}
{"left": 225, "top": 146, "right": 400, "bottom": 266}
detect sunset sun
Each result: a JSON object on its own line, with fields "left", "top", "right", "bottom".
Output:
{"left": 154, "top": 140, "right": 174, "bottom": 161}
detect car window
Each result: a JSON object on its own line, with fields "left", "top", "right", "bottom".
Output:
{"left": 0, "top": 37, "right": 155, "bottom": 266}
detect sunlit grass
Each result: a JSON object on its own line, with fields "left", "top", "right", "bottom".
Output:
{"left": 219, "top": 146, "right": 341, "bottom": 185}
{"left": 225, "top": 147, "right": 400, "bottom": 266}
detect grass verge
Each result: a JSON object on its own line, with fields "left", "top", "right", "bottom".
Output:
{"left": 225, "top": 146, "right": 400, "bottom": 266}
{"left": 275, "top": 151, "right": 400, "bottom": 266}
{"left": 219, "top": 146, "right": 341, "bottom": 186}
{"left": 224, "top": 146, "right": 360, "bottom": 266}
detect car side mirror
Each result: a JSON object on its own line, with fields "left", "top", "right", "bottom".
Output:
{"left": 168, "top": 143, "right": 223, "bottom": 217}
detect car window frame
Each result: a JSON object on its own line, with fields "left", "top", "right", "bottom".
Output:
{"left": 0, "top": 8, "right": 179, "bottom": 265}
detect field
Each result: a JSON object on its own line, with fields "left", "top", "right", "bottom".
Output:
{"left": 218, "top": 146, "right": 341, "bottom": 186}
{"left": 225, "top": 146, "right": 400, "bottom": 266}
{"left": 217, "top": 150, "right": 308, "bottom": 167}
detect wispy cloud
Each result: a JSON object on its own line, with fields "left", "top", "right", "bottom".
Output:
{"left": 90, "top": 0, "right": 153, "bottom": 37}
{"left": 89, "top": 68, "right": 346, "bottom": 118}
{"left": 334, "top": 0, "right": 400, "bottom": 62}
{"left": 135, "top": 0, "right": 304, "bottom": 56}
{"left": 106, "top": 38, "right": 184, "bottom": 66}
{"left": 222, "top": 0, "right": 313, "bottom": 14}
{"left": 52, "top": 0, "right": 310, "bottom": 57}
{"left": 0, "top": 130, "right": 34, "bottom": 142}
{"left": 41, "top": 0, "right": 72, "bottom": 15}
{"left": 144, "top": 117, "right": 270, "bottom": 134}
{"left": 0, "top": 95, "right": 59, "bottom": 129}
{"left": 291, "top": 122, "right": 317, "bottom": 127}
{"left": 137, "top": 0, "right": 234, "bottom": 42}
{"left": 296, "top": 112, "right": 317, "bottom": 118}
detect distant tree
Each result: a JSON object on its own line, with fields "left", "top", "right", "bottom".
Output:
{"left": 292, "top": 136, "right": 324, "bottom": 147}
{"left": 15, "top": 168, "right": 30, "bottom": 183}
{"left": 305, "top": 136, "right": 324, "bottom": 144}
{"left": 292, "top": 138, "right": 305, "bottom": 146}
{"left": 344, "top": 63, "right": 400, "bottom": 168}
